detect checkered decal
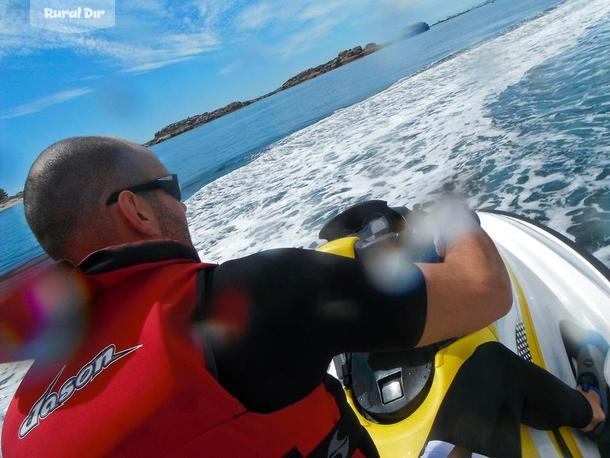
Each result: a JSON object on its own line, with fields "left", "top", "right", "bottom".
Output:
{"left": 515, "top": 321, "right": 533, "bottom": 362}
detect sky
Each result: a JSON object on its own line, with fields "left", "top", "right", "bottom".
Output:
{"left": 0, "top": 0, "right": 482, "bottom": 194}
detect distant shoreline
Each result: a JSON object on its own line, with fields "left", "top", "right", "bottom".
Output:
{"left": 143, "top": 42, "right": 385, "bottom": 146}
{"left": 431, "top": 0, "right": 495, "bottom": 26}
{"left": 0, "top": 196, "right": 23, "bottom": 213}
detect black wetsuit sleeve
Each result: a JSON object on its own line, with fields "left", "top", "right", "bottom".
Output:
{"left": 207, "top": 248, "right": 427, "bottom": 412}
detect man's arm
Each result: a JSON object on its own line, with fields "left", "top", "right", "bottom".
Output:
{"left": 207, "top": 248, "right": 428, "bottom": 411}
{"left": 416, "top": 227, "right": 513, "bottom": 347}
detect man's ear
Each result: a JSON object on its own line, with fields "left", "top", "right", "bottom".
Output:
{"left": 116, "top": 191, "right": 160, "bottom": 236}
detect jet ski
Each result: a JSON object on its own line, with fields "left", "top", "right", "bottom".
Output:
{"left": 317, "top": 200, "right": 610, "bottom": 457}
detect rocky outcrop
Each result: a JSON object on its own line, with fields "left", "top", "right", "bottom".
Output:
{"left": 144, "top": 43, "right": 383, "bottom": 146}
{"left": 280, "top": 44, "right": 381, "bottom": 90}
{"left": 146, "top": 101, "right": 255, "bottom": 145}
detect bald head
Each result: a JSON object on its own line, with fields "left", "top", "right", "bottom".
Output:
{"left": 24, "top": 136, "right": 191, "bottom": 262}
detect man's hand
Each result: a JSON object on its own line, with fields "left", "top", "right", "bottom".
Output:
{"left": 415, "top": 201, "right": 512, "bottom": 346}
{"left": 429, "top": 200, "right": 481, "bottom": 258}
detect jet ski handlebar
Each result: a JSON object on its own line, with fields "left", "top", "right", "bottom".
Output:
{"left": 318, "top": 200, "right": 443, "bottom": 263}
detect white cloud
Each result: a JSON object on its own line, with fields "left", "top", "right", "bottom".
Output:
{"left": 378, "top": 0, "right": 422, "bottom": 10}
{"left": 125, "top": 0, "right": 168, "bottom": 15}
{"left": 234, "top": 0, "right": 370, "bottom": 58}
{"left": 276, "top": 18, "right": 338, "bottom": 58}
{"left": 234, "top": 2, "right": 275, "bottom": 31}
{"left": 298, "top": 1, "right": 346, "bottom": 21}
{"left": 219, "top": 62, "right": 240, "bottom": 75}
{"left": 231, "top": 0, "right": 362, "bottom": 59}
{"left": 126, "top": 57, "right": 195, "bottom": 74}
{"left": 0, "top": 87, "right": 93, "bottom": 120}
{"left": 0, "top": 0, "right": 221, "bottom": 73}
{"left": 193, "top": 0, "right": 236, "bottom": 28}
{"left": 233, "top": 0, "right": 350, "bottom": 32}
{"left": 0, "top": 0, "right": 382, "bottom": 74}
{"left": 273, "top": 0, "right": 362, "bottom": 58}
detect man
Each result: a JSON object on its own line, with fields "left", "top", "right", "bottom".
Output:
{"left": 1, "top": 136, "right": 512, "bottom": 457}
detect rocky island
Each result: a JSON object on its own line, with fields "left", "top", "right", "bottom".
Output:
{"left": 279, "top": 43, "right": 381, "bottom": 89}
{"left": 144, "top": 42, "right": 386, "bottom": 146}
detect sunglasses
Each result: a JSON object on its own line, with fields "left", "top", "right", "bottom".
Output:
{"left": 106, "top": 174, "right": 182, "bottom": 205}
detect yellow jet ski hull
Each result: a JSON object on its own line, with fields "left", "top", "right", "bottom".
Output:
{"left": 318, "top": 210, "right": 609, "bottom": 457}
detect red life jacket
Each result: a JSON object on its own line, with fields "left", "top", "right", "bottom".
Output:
{"left": 1, "top": 241, "right": 377, "bottom": 457}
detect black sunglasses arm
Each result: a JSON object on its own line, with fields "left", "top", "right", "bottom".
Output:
{"left": 106, "top": 174, "right": 179, "bottom": 205}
